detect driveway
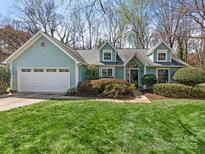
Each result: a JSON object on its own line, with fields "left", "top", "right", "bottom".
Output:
{"left": 0, "top": 93, "right": 48, "bottom": 112}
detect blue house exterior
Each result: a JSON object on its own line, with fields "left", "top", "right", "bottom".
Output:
{"left": 4, "top": 32, "right": 189, "bottom": 92}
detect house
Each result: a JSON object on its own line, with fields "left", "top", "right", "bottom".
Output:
{"left": 3, "top": 32, "right": 189, "bottom": 92}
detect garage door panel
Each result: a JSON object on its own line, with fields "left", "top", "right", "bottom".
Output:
{"left": 18, "top": 68, "right": 70, "bottom": 92}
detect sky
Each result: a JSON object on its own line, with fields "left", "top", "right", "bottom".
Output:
{"left": 0, "top": 0, "right": 18, "bottom": 18}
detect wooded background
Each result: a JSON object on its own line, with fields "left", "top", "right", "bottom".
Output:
{"left": 0, "top": 0, "right": 204, "bottom": 68}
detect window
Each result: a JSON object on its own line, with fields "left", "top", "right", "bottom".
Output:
{"left": 46, "top": 69, "right": 57, "bottom": 72}
{"left": 103, "top": 50, "right": 112, "bottom": 61}
{"left": 102, "top": 68, "right": 113, "bottom": 77}
{"left": 157, "top": 50, "right": 167, "bottom": 61}
{"left": 157, "top": 69, "right": 169, "bottom": 83}
{"left": 158, "top": 53, "right": 166, "bottom": 61}
{"left": 21, "top": 69, "right": 31, "bottom": 72}
{"left": 33, "top": 69, "right": 44, "bottom": 72}
{"left": 59, "top": 69, "right": 69, "bottom": 72}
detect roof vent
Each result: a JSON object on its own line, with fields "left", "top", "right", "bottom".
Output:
{"left": 40, "top": 42, "right": 46, "bottom": 48}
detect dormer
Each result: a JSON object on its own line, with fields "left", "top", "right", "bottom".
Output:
{"left": 99, "top": 41, "right": 116, "bottom": 63}
{"left": 147, "top": 40, "right": 172, "bottom": 63}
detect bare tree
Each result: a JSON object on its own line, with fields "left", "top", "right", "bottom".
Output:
{"left": 18, "top": 0, "right": 60, "bottom": 37}
{"left": 0, "top": 18, "right": 31, "bottom": 52}
{"left": 119, "top": 0, "right": 151, "bottom": 49}
{"left": 151, "top": 0, "right": 185, "bottom": 48}
{"left": 101, "top": 0, "right": 123, "bottom": 47}
{"left": 177, "top": 0, "right": 205, "bottom": 68}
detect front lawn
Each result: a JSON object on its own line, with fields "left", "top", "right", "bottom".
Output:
{"left": 1, "top": 99, "right": 205, "bottom": 153}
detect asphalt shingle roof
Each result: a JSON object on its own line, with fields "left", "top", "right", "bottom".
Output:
{"left": 76, "top": 48, "right": 188, "bottom": 67}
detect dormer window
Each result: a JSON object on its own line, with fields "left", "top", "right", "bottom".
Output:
{"left": 103, "top": 50, "right": 112, "bottom": 61}
{"left": 157, "top": 50, "right": 167, "bottom": 62}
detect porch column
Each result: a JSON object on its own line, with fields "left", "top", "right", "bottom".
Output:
{"left": 124, "top": 66, "right": 126, "bottom": 80}
{"left": 143, "top": 66, "right": 146, "bottom": 89}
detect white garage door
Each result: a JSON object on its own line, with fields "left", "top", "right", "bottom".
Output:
{"left": 18, "top": 68, "right": 70, "bottom": 92}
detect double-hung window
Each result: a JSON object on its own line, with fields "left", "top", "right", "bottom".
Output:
{"left": 157, "top": 69, "right": 169, "bottom": 83}
{"left": 101, "top": 68, "right": 113, "bottom": 77}
{"left": 103, "top": 50, "right": 112, "bottom": 61}
{"left": 157, "top": 50, "right": 167, "bottom": 62}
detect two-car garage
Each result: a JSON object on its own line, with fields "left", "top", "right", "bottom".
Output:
{"left": 17, "top": 68, "right": 70, "bottom": 92}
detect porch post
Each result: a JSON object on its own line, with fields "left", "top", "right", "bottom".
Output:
{"left": 143, "top": 66, "right": 146, "bottom": 89}
{"left": 124, "top": 66, "right": 126, "bottom": 80}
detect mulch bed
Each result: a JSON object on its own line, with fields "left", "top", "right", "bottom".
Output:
{"left": 139, "top": 90, "right": 166, "bottom": 100}
{"left": 143, "top": 92, "right": 167, "bottom": 100}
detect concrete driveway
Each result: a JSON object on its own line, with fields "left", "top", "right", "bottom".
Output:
{"left": 0, "top": 93, "right": 56, "bottom": 112}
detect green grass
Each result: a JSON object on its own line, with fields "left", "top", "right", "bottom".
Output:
{"left": 1, "top": 99, "right": 205, "bottom": 153}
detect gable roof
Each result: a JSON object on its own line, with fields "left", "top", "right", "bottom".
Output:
{"left": 146, "top": 40, "right": 174, "bottom": 56}
{"left": 4, "top": 32, "right": 86, "bottom": 64}
{"left": 98, "top": 41, "right": 115, "bottom": 51}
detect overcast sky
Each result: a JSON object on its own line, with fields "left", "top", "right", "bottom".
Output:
{"left": 0, "top": 0, "right": 18, "bottom": 18}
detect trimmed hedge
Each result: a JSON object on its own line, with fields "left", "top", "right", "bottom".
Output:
{"left": 78, "top": 79, "right": 136, "bottom": 98}
{"left": 172, "top": 67, "right": 205, "bottom": 86}
{"left": 0, "top": 66, "right": 10, "bottom": 93}
{"left": 153, "top": 83, "right": 205, "bottom": 98}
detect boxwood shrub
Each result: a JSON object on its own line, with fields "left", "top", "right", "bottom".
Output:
{"left": 172, "top": 67, "right": 205, "bottom": 86}
{"left": 141, "top": 74, "right": 157, "bottom": 89}
{"left": 78, "top": 79, "right": 136, "bottom": 98}
{"left": 153, "top": 83, "right": 205, "bottom": 98}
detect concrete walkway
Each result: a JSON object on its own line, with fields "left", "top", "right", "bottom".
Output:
{"left": 0, "top": 91, "right": 151, "bottom": 112}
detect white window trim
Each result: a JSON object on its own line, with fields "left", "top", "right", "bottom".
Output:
{"left": 100, "top": 67, "right": 115, "bottom": 78}
{"left": 157, "top": 50, "right": 167, "bottom": 62}
{"left": 156, "top": 68, "right": 170, "bottom": 83}
{"left": 103, "top": 49, "right": 112, "bottom": 62}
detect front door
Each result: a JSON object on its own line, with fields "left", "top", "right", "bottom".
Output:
{"left": 130, "top": 69, "right": 138, "bottom": 86}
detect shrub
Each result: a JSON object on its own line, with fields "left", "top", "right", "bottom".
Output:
{"left": 172, "top": 67, "right": 205, "bottom": 86}
{"left": 141, "top": 74, "right": 157, "bottom": 88}
{"left": 65, "top": 87, "right": 78, "bottom": 96}
{"left": 153, "top": 83, "right": 205, "bottom": 98}
{"left": 103, "top": 83, "right": 136, "bottom": 98}
{"left": 0, "top": 66, "right": 10, "bottom": 93}
{"left": 78, "top": 79, "right": 136, "bottom": 98}
{"left": 85, "top": 65, "right": 99, "bottom": 80}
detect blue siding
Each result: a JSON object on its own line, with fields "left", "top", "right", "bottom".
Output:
{"left": 115, "top": 67, "right": 124, "bottom": 80}
{"left": 146, "top": 67, "right": 156, "bottom": 75}
{"left": 152, "top": 43, "right": 172, "bottom": 62}
{"left": 12, "top": 36, "right": 76, "bottom": 90}
{"left": 99, "top": 42, "right": 116, "bottom": 63}
{"left": 79, "top": 65, "right": 87, "bottom": 81}
{"left": 170, "top": 67, "right": 179, "bottom": 82}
